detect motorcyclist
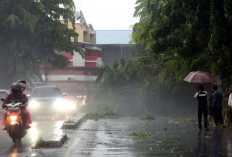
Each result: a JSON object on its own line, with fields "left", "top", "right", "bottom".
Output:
{"left": 2, "top": 81, "right": 31, "bottom": 130}
{"left": 17, "top": 80, "right": 32, "bottom": 128}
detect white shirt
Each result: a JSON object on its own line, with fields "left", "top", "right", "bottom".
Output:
{"left": 194, "top": 91, "right": 207, "bottom": 98}
{"left": 228, "top": 93, "right": 232, "bottom": 107}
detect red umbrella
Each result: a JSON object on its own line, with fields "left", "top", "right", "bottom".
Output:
{"left": 184, "top": 71, "right": 214, "bottom": 83}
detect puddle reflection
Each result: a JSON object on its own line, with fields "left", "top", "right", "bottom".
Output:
{"left": 32, "top": 115, "right": 70, "bottom": 121}
{"left": 29, "top": 122, "right": 39, "bottom": 143}
{"left": 10, "top": 148, "right": 18, "bottom": 157}
{"left": 194, "top": 130, "right": 225, "bottom": 156}
{"left": 54, "top": 121, "right": 64, "bottom": 140}
{"left": 27, "top": 120, "right": 64, "bottom": 143}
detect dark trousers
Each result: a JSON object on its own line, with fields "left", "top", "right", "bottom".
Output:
{"left": 198, "top": 105, "right": 208, "bottom": 129}
{"left": 214, "top": 106, "right": 223, "bottom": 125}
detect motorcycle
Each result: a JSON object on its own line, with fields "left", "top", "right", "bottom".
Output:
{"left": 1, "top": 98, "right": 27, "bottom": 144}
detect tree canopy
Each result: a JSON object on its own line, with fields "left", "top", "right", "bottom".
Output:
{"left": 91, "top": 0, "right": 232, "bottom": 114}
{"left": 0, "top": 0, "right": 81, "bottom": 87}
{"left": 133, "top": 0, "right": 232, "bottom": 88}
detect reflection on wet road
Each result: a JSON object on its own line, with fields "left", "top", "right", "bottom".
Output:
{"left": 0, "top": 112, "right": 232, "bottom": 157}
{"left": 0, "top": 111, "right": 65, "bottom": 157}
{"left": 26, "top": 117, "right": 232, "bottom": 157}
{"left": 28, "top": 120, "right": 64, "bottom": 142}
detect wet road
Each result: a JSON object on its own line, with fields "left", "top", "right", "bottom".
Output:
{"left": 24, "top": 116, "right": 232, "bottom": 157}
{"left": 0, "top": 111, "right": 66, "bottom": 157}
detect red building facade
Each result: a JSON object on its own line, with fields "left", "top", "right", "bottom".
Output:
{"left": 40, "top": 42, "right": 103, "bottom": 95}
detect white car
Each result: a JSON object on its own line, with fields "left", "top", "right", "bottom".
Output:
{"left": 0, "top": 89, "right": 9, "bottom": 108}
{"left": 28, "top": 86, "right": 77, "bottom": 116}
{"left": 0, "top": 89, "right": 9, "bottom": 98}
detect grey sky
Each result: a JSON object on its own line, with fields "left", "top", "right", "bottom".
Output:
{"left": 73, "top": 0, "right": 139, "bottom": 30}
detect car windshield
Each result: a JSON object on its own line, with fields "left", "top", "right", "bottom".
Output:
{"left": 0, "top": 91, "right": 8, "bottom": 98}
{"left": 32, "top": 87, "right": 62, "bottom": 98}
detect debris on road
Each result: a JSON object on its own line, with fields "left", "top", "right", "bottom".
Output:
{"left": 33, "top": 134, "right": 68, "bottom": 148}
{"left": 62, "top": 113, "right": 87, "bottom": 129}
{"left": 140, "top": 115, "right": 155, "bottom": 120}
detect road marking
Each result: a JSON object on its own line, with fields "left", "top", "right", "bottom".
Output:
{"left": 65, "top": 138, "right": 80, "bottom": 157}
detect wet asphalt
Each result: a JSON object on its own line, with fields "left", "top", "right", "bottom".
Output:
{"left": 22, "top": 116, "right": 232, "bottom": 157}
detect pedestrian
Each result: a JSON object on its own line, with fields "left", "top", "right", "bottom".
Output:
{"left": 207, "top": 89, "right": 214, "bottom": 126}
{"left": 194, "top": 85, "right": 208, "bottom": 130}
{"left": 226, "top": 88, "right": 232, "bottom": 127}
{"left": 212, "top": 85, "right": 225, "bottom": 128}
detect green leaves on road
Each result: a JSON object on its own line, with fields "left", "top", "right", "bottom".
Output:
{"left": 140, "top": 115, "right": 155, "bottom": 120}
{"left": 204, "top": 135, "right": 212, "bottom": 139}
{"left": 129, "top": 133, "right": 151, "bottom": 138}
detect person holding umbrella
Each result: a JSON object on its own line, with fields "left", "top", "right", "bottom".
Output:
{"left": 184, "top": 71, "right": 215, "bottom": 130}
{"left": 194, "top": 85, "right": 208, "bottom": 130}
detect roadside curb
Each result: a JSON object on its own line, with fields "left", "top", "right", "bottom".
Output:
{"left": 62, "top": 113, "right": 87, "bottom": 129}
{"left": 33, "top": 113, "right": 87, "bottom": 148}
{"left": 33, "top": 134, "right": 68, "bottom": 149}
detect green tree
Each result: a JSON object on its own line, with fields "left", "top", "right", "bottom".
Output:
{"left": 133, "top": 0, "right": 232, "bottom": 87}
{"left": 209, "top": 0, "right": 232, "bottom": 88}
{"left": 133, "top": 0, "right": 212, "bottom": 84}
{"left": 94, "top": 56, "right": 161, "bottom": 114}
{"left": 0, "top": 0, "right": 81, "bottom": 87}
{"left": 87, "top": 0, "right": 232, "bottom": 115}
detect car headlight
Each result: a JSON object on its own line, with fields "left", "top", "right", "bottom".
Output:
{"left": 53, "top": 99, "right": 66, "bottom": 111}
{"left": 53, "top": 99, "right": 76, "bottom": 111}
{"left": 66, "top": 101, "right": 76, "bottom": 110}
{"left": 29, "top": 100, "right": 39, "bottom": 109}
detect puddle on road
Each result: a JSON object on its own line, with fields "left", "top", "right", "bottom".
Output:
{"left": 32, "top": 115, "right": 71, "bottom": 121}
{"left": 27, "top": 120, "right": 64, "bottom": 145}
{"left": 29, "top": 122, "right": 39, "bottom": 143}
{"left": 10, "top": 148, "right": 18, "bottom": 157}
{"left": 7, "top": 117, "right": 231, "bottom": 157}
{"left": 126, "top": 117, "right": 231, "bottom": 157}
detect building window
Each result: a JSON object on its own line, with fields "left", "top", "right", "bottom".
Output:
{"left": 84, "top": 31, "right": 88, "bottom": 42}
{"left": 86, "top": 50, "right": 95, "bottom": 56}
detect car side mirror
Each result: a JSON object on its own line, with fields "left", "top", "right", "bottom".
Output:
{"left": 63, "top": 93, "right": 66, "bottom": 96}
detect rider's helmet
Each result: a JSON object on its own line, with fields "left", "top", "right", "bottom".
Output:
{"left": 17, "top": 80, "right": 26, "bottom": 92}
{"left": 11, "top": 83, "right": 21, "bottom": 95}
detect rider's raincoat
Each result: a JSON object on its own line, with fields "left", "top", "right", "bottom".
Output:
{"left": 1, "top": 92, "right": 32, "bottom": 126}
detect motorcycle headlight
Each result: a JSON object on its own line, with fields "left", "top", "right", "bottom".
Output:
{"left": 29, "top": 100, "right": 39, "bottom": 109}
{"left": 10, "top": 116, "right": 17, "bottom": 121}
